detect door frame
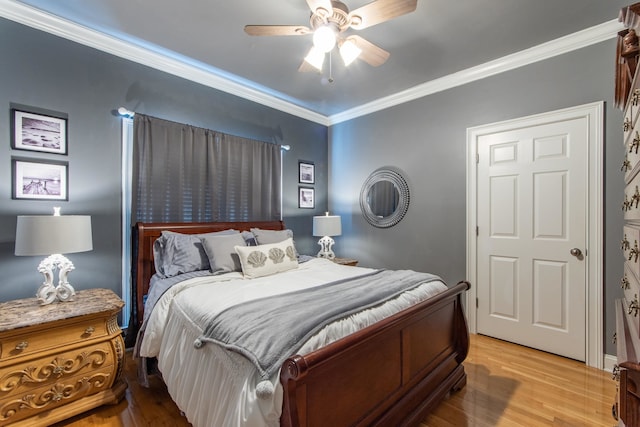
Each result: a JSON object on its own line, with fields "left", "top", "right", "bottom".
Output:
{"left": 466, "top": 102, "right": 604, "bottom": 368}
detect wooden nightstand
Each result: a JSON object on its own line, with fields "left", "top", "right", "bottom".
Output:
{"left": 0, "top": 288, "right": 127, "bottom": 426}
{"left": 332, "top": 257, "right": 358, "bottom": 266}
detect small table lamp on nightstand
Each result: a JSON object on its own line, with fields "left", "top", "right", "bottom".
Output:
{"left": 313, "top": 212, "right": 342, "bottom": 259}
{"left": 15, "top": 207, "right": 93, "bottom": 305}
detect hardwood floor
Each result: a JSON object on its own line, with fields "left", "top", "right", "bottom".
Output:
{"left": 53, "top": 334, "right": 616, "bottom": 426}
{"left": 422, "top": 334, "right": 616, "bottom": 427}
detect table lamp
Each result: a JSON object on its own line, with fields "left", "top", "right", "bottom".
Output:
{"left": 312, "top": 212, "right": 342, "bottom": 259}
{"left": 15, "top": 207, "right": 93, "bottom": 305}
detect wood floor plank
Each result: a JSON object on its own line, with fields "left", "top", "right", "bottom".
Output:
{"left": 422, "top": 334, "right": 617, "bottom": 427}
{"left": 51, "top": 334, "right": 616, "bottom": 426}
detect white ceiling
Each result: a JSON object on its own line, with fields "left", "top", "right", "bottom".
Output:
{"left": 1, "top": 0, "right": 630, "bottom": 124}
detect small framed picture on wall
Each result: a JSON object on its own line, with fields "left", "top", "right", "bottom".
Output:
{"left": 298, "top": 186, "right": 315, "bottom": 209}
{"left": 299, "top": 161, "right": 315, "bottom": 184}
{"left": 11, "top": 108, "right": 68, "bottom": 155}
{"left": 12, "top": 158, "right": 69, "bottom": 201}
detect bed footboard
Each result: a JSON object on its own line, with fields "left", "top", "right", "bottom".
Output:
{"left": 280, "top": 280, "right": 470, "bottom": 427}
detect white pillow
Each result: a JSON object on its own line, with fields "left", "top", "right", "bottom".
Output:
{"left": 235, "top": 238, "right": 298, "bottom": 278}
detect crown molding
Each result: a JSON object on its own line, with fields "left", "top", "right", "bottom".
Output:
{"left": 0, "top": 0, "right": 624, "bottom": 127}
{"left": 327, "top": 19, "right": 624, "bottom": 125}
{"left": 0, "top": 0, "right": 330, "bottom": 126}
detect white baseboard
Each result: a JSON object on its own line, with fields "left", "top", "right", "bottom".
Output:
{"left": 604, "top": 354, "right": 617, "bottom": 373}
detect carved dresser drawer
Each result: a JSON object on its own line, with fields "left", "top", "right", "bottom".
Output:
{"left": 624, "top": 282, "right": 640, "bottom": 345}
{"left": 625, "top": 173, "right": 640, "bottom": 222}
{"left": 0, "top": 341, "right": 116, "bottom": 399}
{"left": 624, "top": 225, "right": 640, "bottom": 279}
{"left": 624, "top": 70, "right": 640, "bottom": 147}
{"left": 0, "top": 288, "right": 126, "bottom": 426}
{"left": 0, "top": 320, "right": 109, "bottom": 362}
{"left": 624, "top": 129, "right": 640, "bottom": 183}
{"left": 623, "top": 263, "right": 640, "bottom": 333}
{"left": 624, "top": 101, "right": 635, "bottom": 147}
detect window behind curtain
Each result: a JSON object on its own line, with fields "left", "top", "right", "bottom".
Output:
{"left": 131, "top": 114, "right": 281, "bottom": 223}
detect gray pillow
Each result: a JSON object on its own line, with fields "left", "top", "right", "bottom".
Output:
{"left": 250, "top": 228, "right": 294, "bottom": 244}
{"left": 200, "top": 233, "right": 247, "bottom": 273}
{"left": 153, "top": 229, "right": 237, "bottom": 278}
{"left": 241, "top": 230, "right": 258, "bottom": 246}
{"left": 250, "top": 228, "right": 298, "bottom": 257}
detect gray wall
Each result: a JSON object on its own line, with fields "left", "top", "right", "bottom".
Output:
{"left": 0, "top": 17, "right": 625, "bottom": 356}
{"left": 329, "top": 39, "right": 624, "bottom": 356}
{"left": 0, "top": 19, "right": 328, "bottom": 308}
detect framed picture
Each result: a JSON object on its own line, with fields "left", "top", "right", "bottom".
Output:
{"left": 298, "top": 186, "right": 315, "bottom": 209}
{"left": 11, "top": 109, "right": 68, "bottom": 155}
{"left": 12, "top": 158, "right": 69, "bottom": 200}
{"left": 299, "top": 161, "right": 315, "bottom": 184}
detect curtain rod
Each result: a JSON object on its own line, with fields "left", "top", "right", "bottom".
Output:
{"left": 117, "top": 107, "right": 134, "bottom": 118}
{"left": 117, "top": 107, "right": 290, "bottom": 151}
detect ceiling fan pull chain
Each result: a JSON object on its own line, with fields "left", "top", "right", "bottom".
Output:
{"left": 328, "top": 51, "right": 334, "bottom": 83}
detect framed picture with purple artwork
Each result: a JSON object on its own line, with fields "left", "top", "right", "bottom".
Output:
{"left": 11, "top": 109, "right": 68, "bottom": 155}
{"left": 299, "top": 161, "right": 315, "bottom": 184}
{"left": 298, "top": 186, "right": 315, "bottom": 209}
{"left": 12, "top": 158, "right": 69, "bottom": 201}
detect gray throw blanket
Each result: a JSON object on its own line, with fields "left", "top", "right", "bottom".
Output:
{"left": 194, "top": 269, "right": 441, "bottom": 398}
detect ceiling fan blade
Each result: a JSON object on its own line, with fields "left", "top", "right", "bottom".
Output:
{"left": 348, "top": 35, "right": 390, "bottom": 66}
{"left": 306, "top": 0, "right": 333, "bottom": 16}
{"left": 349, "top": 0, "right": 417, "bottom": 30}
{"left": 244, "top": 25, "right": 311, "bottom": 36}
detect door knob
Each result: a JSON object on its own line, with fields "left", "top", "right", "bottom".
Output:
{"left": 570, "top": 248, "right": 582, "bottom": 257}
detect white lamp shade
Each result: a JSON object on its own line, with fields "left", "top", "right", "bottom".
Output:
{"left": 313, "top": 25, "right": 337, "bottom": 53}
{"left": 304, "top": 46, "right": 325, "bottom": 71}
{"left": 313, "top": 215, "right": 342, "bottom": 237}
{"left": 340, "top": 38, "right": 362, "bottom": 66}
{"left": 15, "top": 215, "right": 93, "bottom": 256}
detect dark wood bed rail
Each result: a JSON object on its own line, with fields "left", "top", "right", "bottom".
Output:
{"left": 280, "top": 280, "right": 470, "bottom": 427}
{"left": 132, "top": 220, "right": 285, "bottom": 330}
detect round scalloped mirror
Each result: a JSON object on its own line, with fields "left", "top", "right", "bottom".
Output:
{"left": 360, "top": 168, "right": 410, "bottom": 228}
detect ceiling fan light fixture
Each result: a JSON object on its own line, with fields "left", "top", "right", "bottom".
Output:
{"left": 313, "top": 25, "right": 337, "bottom": 53}
{"left": 245, "top": 0, "right": 417, "bottom": 72}
{"left": 304, "top": 46, "right": 325, "bottom": 71}
{"left": 339, "top": 38, "right": 362, "bottom": 66}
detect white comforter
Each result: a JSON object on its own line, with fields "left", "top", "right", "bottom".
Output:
{"left": 138, "top": 258, "right": 448, "bottom": 427}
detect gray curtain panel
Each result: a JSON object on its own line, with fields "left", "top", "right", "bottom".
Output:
{"left": 132, "top": 114, "right": 281, "bottom": 223}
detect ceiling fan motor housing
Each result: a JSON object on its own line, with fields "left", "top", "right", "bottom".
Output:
{"left": 311, "top": 1, "right": 356, "bottom": 33}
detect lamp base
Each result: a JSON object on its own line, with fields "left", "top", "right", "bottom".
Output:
{"left": 36, "top": 254, "right": 76, "bottom": 305}
{"left": 316, "top": 236, "right": 336, "bottom": 260}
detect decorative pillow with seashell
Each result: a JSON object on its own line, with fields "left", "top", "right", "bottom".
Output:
{"left": 235, "top": 238, "right": 299, "bottom": 278}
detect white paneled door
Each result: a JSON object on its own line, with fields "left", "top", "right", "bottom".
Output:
{"left": 476, "top": 117, "right": 587, "bottom": 361}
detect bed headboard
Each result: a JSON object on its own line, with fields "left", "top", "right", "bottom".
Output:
{"left": 132, "top": 220, "right": 285, "bottom": 330}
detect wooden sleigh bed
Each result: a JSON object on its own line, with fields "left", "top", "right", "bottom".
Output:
{"left": 132, "top": 220, "right": 470, "bottom": 427}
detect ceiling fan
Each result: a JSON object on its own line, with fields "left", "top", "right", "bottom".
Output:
{"left": 244, "top": 0, "right": 418, "bottom": 72}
